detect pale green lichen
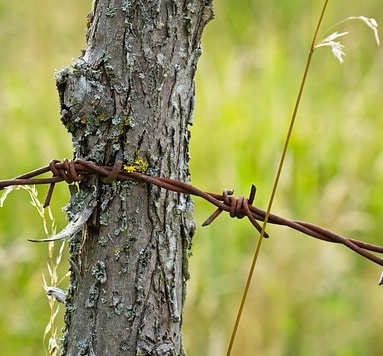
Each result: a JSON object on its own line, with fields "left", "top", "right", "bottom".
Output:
{"left": 121, "top": 1, "right": 131, "bottom": 15}
{"left": 91, "top": 261, "right": 107, "bottom": 284}
{"left": 135, "top": 247, "right": 152, "bottom": 304}
{"left": 105, "top": 6, "right": 116, "bottom": 17}
{"left": 120, "top": 342, "right": 129, "bottom": 351}
{"left": 98, "top": 235, "right": 109, "bottom": 246}
{"left": 54, "top": 66, "right": 70, "bottom": 85}
{"left": 85, "top": 283, "right": 99, "bottom": 308}
{"left": 99, "top": 210, "right": 111, "bottom": 226}
{"left": 77, "top": 339, "right": 90, "bottom": 355}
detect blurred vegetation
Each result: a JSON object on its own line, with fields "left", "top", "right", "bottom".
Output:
{"left": 0, "top": 0, "right": 382, "bottom": 355}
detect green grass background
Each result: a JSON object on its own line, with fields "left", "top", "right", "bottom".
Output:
{"left": 1, "top": 1, "right": 382, "bottom": 355}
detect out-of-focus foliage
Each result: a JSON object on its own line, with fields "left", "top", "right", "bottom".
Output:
{"left": 187, "top": 1, "right": 383, "bottom": 355}
{"left": 0, "top": 1, "right": 89, "bottom": 355}
{"left": 0, "top": 1, "right": 382, "bottom": 355}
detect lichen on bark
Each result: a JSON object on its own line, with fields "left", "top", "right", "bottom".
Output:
{"left": 57, "top": 1, "right": 213, "bottom": 354}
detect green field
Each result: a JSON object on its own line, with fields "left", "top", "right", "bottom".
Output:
{"left": 1, "top": 1, "right": 382, "bottom": 355}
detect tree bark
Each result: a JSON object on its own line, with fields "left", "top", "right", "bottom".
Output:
{"left": 56, "top": 1, "right": 213, "bottom": 354}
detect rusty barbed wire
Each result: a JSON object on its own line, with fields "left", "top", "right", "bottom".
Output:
{"left": 1, "top": 158, "right": 383, "bottom": 271}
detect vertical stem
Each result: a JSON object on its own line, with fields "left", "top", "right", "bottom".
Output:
{"left": 226, "top": 1, "right": 329, "bottom": 354}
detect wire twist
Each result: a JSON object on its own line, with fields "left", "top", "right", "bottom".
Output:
{"left": 1, "top": 158, "right": 383, "bottom": 273}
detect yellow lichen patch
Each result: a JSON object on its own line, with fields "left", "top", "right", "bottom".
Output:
{"left": 86, "top": 14, "right": 92, "bottom": 29}
{"left": 123, "top": 165, "right": 135, "bottom": 173}
{"left": 122, "top": 115, "right": 130, "bottom": 126}
{"left": 123, "top": 157, "right": 148, "bottom": 173}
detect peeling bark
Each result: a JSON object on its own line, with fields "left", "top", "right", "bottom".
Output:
{"left": 57, "top": 1, "right": 213, "bottom": 354}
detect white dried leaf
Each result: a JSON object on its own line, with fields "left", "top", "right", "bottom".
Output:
{"left": 28, "top": 195, "right": 96, "bottom": 242}
{"left": 45, "top": 286, "right": 67, "bottom": 303}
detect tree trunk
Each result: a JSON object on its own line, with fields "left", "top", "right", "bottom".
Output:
{"left": 56, "top": 1, "right": 213, "bottom": 354}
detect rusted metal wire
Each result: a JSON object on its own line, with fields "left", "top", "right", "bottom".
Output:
{"left": 1, "top": 158, "right": 383, "bottom": 270}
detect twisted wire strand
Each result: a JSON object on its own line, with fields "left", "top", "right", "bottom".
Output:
{"left": 1, "top": 158, "right": 383, "bottom": 268}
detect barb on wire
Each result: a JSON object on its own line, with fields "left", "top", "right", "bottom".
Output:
{"left": 1, "top": 158, "right": 383, "bottom": 273}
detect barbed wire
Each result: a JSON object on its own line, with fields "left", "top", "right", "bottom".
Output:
{"left": 1, "top": 157, "right": 383, "bottom": 274}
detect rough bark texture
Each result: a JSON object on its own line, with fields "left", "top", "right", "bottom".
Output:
{"left": 56, "top": 1, "right": 212, "bottom": 354}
